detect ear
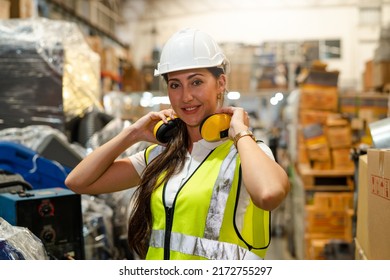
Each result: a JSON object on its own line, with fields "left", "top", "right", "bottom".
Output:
{"left": 217, "top": 74, "right": 227, "bottom": 92}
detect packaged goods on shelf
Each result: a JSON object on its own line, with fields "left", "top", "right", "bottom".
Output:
{"left": 304, "top": 192, "right": 354, "bottom": 259}
{"left": 306, "top": 143, "right": 331, "bottom": 163}
{"left": 312, "top": 160, "right": 332, "bottom": 170}
{"left": 331, "top": 148, "right": 354, "bottom": 170}
{"left": 302, "top": 123, "right": 328, "bottom": 147}
{"left": 299, "top": 110, "right": 334, "bottom": 126}
{"left": 301, "top": 123, "right": 331, "bottom": 168}
{"left": 298, "top": 60, "right": 338, "bottom": 86}
{"left": 299, "top": 85, "right": 339, "bottom": 112}
{"left": 339, "top": 93, "right": 389, "bottom": 121}
{"left": 330, "top": 126, "right": 352, "bottom": 148}
{"left": 303, "top": 69, "right": 339, "bottom": 87}
{"left": 0, "top": 18, "right": 102, "bottom": 132}
{"left": 325, "top": 122, "right": 352, "bottom": 149}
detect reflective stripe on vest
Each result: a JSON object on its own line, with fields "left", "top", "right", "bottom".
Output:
{"left": 204, "top": 142, "right": 237, "bottom": 240}
{"left": 150, "top": 230, "right": 261, "bottom": 260}
{"left": 144, "top": 141, "right": 269, "bottom": 260}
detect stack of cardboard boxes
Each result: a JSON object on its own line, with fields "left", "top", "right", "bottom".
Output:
{"left": 304, "top": 191, "right": 354, "bottom": 259}
{"left": 296, "top": 62, "right": 357, "bottom": 259}
{"left": 298, "top": 63, "right": 354, "bottom": 171}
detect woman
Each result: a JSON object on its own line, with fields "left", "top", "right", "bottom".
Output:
{"left": 65, "top": 28, "right": 290, "bottom": 260}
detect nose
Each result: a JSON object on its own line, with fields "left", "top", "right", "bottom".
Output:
{"left": 182, "top": 86, "right": 194, "bottom": 103}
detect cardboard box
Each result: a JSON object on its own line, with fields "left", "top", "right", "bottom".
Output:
{"left": 0, "top": 0, "right": 10, "bottom": 19}
{"left": 85, "top": 36, "right": 103, "bottom": 56}
{"left": 326, "top": 125, "right": 352, "bottom": 148}
{"left": 332, "top": 148, "right": 354, "bottom": 170}
{"left": 339, "top": 93, "right": 389, "bottom": 128}
{"left": 305, "top": 205, "right": 353, "bottom": 242}
{"left": 303, "top": 69, "right": 339, "bottom": 87}
{"left": 373, "top": 61, "right": 390, "bottom": 89}
{"left": 312, "top": 160, "right": 332, "bottom": 170}
{"left": 298, "top": 144, "right": 309, "bottom": 164}
{"left": 363, "top": 60, "right": 374, "bottom": 91}
{"left": 312, "top": 192, "right": 353, "bottom": 211}
{"left": 299, "top": 110, "right": 333, "bottom": 125}
{"left": 356, "top": 155, "right": 370, "bottom": 258}
{"left": 367, "top": 149, "right": 390, "bottom": 259}
{"left": 10, "top": 0, "right": 34, "bottom": 18}
{"left": 355, "top": 238, "right": 368, "bottom": 260}
{"left": 299, "top": 85, "right": 339, "bottom": 111}
{"left": 307, "top": 143, "right": 331, "bottom": 162}
{"left": 302, "top": 123, "right": 328, "bottom": 146}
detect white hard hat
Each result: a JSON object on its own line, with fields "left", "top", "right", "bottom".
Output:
{"left": 154, "top": 28, "right": 229, "bottom": 76}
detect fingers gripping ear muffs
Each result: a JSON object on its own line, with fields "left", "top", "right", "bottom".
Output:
{"left": 153, "top": 114, "right": 231, "bottom": 143}
{"left": 153, "top": 117, "right": 180, "bottom": 143}
{"left": 200, "top": 114, "right": 231, "bottom": 142}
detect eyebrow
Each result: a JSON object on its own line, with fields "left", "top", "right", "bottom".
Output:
{"left": 168, "top": 73, "right": 205, "bottom": 83}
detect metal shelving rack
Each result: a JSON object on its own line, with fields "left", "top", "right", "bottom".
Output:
{"left": 43, "top": 0, "right": 128, "bottom": 48}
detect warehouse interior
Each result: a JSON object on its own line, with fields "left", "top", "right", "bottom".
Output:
{"left": 0, "top": 0, "right": 389, "bottom": 260}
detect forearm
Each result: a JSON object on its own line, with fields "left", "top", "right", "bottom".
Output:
{"left": 66, "top": 109, "right": 177, "bottom": 194}
{"left": 65, "top": 125, "right": 140, "bottom": 194}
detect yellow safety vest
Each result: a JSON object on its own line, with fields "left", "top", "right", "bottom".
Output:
{"left": 144, "top": 140, "right": 270, "bottom": 260}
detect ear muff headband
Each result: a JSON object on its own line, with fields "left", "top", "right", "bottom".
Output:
{"left": 153, "top": 117, "right": 179, "bottom": 143}
{"left": 200, "top": 113, "right": 231, "bottom": 142}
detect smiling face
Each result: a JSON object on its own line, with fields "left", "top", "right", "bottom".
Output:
{"left": 166, "top": 68, "right": 226, "bottom": 140}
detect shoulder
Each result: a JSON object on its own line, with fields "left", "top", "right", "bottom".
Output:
{"left": 129, "top": 144, "right": 165, "bottom": 176}
{"left": 145, "top": 144, "right": 165, "bottom": 163}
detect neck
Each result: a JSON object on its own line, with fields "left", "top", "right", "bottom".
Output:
{"left": 186, "top": 125, "right": 202, "bottom": 153}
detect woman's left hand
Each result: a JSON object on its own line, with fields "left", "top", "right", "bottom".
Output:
{"left": 217, "top": 106, "right": 250, "bottom": 139}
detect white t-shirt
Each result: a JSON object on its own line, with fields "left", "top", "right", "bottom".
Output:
{"left": 129, "top": 139, "right": 275, "bottom": 208}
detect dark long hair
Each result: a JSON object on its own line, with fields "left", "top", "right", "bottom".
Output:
{"left": 127, "top": 119, "right": 188, "bottom": 258}
{"left": 127, "top": 67, "right": 224, "bottom": 258}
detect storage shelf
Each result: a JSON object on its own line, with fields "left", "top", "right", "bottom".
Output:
{"left": 46, "top": 0, "right": 128, "bottom": 48}
{"left": 297, "top": 163, "right": 354, "bottom": 191}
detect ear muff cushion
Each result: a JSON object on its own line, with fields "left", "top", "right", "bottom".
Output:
{"left": 200, "top": 114, "right": 231, "bottom": 142}
{"left": 154, "top": 118, "right": 179, "bottom": 143}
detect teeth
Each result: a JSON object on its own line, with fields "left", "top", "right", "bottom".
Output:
{"left": 184, "top": 107, "right": 196, "bottom": 111}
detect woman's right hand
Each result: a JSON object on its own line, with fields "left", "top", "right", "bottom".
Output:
{"left": 130, "top": 108, "right": 177, "bottom": 144}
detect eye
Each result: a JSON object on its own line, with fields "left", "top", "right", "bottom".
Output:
{"left": 192, "top": 79, "right": 203, "bottom": 86}
{"left": 168, "top": 82, "right": 180, "bottom": 89}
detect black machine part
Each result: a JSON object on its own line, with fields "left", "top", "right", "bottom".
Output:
{"left": 0, "top": 171, "right": 33, "bottom": 193}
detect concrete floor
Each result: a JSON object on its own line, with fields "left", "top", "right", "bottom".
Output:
{"left": 265, "top": 235, "right": 295, "bottom": 260}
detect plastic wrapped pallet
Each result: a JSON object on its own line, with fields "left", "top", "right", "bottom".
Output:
{"left": 0, "top": 18, "right": 102, "bottom": 132}
{"left": 0, "top": 217, "right": 48, "bottom": 260}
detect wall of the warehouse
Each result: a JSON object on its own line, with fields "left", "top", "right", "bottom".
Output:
{"left": 117, "top": 3, "right": 390, "bottom": 92}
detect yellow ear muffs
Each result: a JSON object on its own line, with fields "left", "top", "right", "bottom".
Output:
{"left": 153, "top": 117, "right": 179, "bottom": 143}
{"left": 200, "top": 113, "right": 231, "bottom": 142}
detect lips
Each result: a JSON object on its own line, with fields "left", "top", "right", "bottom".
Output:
{"left": 181, "top": 105, "right": 200, "bottom": 114}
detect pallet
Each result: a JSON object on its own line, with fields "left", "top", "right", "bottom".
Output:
{"left": 297, "top": 163, "right": 354, "bottom": 191}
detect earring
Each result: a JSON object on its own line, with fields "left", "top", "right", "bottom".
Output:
{"left": 217, "top": 92, "right": 224, "bottom": 107}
